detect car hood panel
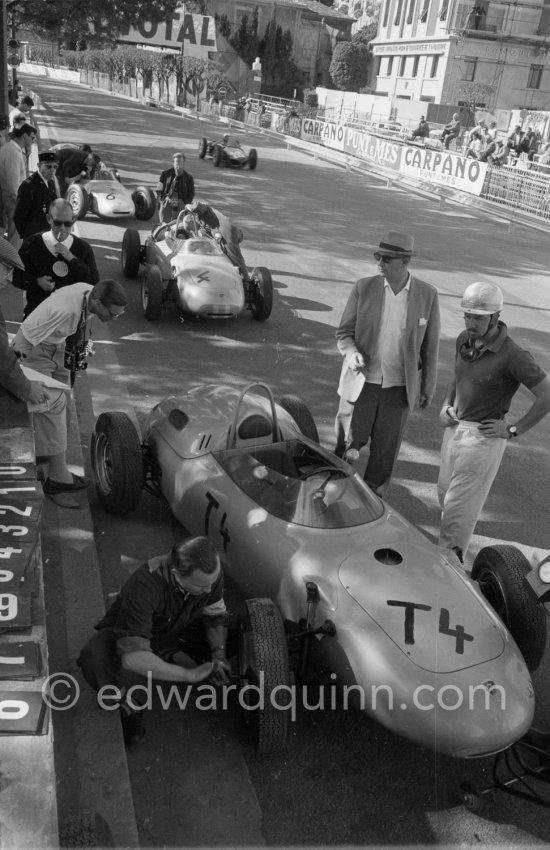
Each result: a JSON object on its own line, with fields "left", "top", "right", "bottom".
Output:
{"left": 338, "top": 517, "right": 505, "bottom": 673}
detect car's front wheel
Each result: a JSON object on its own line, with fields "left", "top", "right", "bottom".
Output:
{"left": 249, "top": 267, "right": 273, "bottom": 321}
{"left": 198, "top": 137, "right": 207, "bottom": 158}
{"left": 472, "top": 544, "right": 547, "bottom": 672}
{"left": 141, "top": 265, "right": 164, "bottom": 321}
{"left": 238, "top": 598, "right": 290, "bottom": 753}
{"left": 91, "top": 412, "right": 144, "bottom": 515}
{"left": 132, "top": 186, "right": 156, "bottom": 221}
{"left": 248, "top": 148, "right": 258, "bottom": 170}
{"left": 121, "top": 229, "right": 141, "bottom": 278}
{"left": 65, "top": 184, "right": 89, "bottom": 220}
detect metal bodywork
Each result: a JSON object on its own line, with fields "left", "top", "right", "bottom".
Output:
{"left": 144, "top": 225, "right": 245, "bottom": 318}
{"left": 135, "top": 384, "right": 535, "bottom": 758}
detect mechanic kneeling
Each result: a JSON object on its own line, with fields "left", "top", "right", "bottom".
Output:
{"left": 78, "top": 536, "right": 232, "bottom": 745}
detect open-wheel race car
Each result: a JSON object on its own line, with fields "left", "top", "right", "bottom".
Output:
{"left": 120, "top": 211, "right": 273, "bottom": 322}
{"left": 50, "top": 143, "right": 156, "bottom": 222}
{"left": 198, "top": 134, "right": 258, "bottom": 170}
{"left": 91, "top": 382, "right": 547, "bottom": 756}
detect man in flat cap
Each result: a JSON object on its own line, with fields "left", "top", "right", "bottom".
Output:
{"left": 14, "top": 150, "right": 60, "bottom": 240}
{"left": 334, "top": 230, "right": 440, "bottom": 497}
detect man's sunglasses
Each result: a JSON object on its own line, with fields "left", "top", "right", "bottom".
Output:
{"left": 373, "top": 253, "right": 401, "bottom": 263}
{"left": 52, "top": 219, "right": 73, "bottom": 227}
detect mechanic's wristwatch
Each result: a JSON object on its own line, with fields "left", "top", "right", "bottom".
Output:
{"left": 507, "top": 424, "right": 518, "bottom": 439}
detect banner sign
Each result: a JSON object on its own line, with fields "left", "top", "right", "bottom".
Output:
{"left": 400, "top": 146, "right": 488, "bottom": 194}
{"left": 343, "top": 128, "right": 402, "bottom": 171}
{"left": 118, "top": 11, "right": 217, "bottom": 58}
{"left": 301, "top": 118, "right": 346, "bottom": 152}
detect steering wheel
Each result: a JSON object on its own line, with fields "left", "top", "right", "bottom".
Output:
{"left": 298, "top": 465, "right": 347, "bottom": 483}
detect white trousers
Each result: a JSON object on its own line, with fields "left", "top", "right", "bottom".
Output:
{"left": 438, "top": 421, "right": 507, "bottom": 555}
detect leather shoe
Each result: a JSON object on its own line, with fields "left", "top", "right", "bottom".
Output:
{"left": 44, "top": 474, "right": 89, "bottom": 494}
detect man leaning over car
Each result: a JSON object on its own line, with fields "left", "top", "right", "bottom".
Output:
{"left": 157, "top": 152, "right": 195, "bottom": 224}
{"left": 78, "top": 536, "right": 232, "bottom": 745}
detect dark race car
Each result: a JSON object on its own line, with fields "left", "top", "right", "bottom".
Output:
{"left": 198, "top": 134, "right": 257, "bottom": 170}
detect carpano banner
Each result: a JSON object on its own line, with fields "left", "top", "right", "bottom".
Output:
{"left": 400, "top": 146, "right": 487, "bottom": 194}
{"left": 301, "top": 118, "right": 346, "bottom": 151}
{"left": 118, "top": 10, "right": 217, "bottom": 58}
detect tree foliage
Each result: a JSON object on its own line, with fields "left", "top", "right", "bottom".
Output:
{"left": 457, "top": 81, "right": 495, "bottom": 109}
{"left": 351, "top": 23, "right": 378, "bottom": 45}
{"left": 11, "top": 0, "right": 181, "bottom": 46}
{"left": 259, "top": 17, "right": 298, "bottom": 94}
{"left": 329, "top": 41, "right": 370, "bottom": 91}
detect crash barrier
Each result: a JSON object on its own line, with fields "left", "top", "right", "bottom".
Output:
{"left": 482, "top": 163, "right": 550, "bottom": 220}
{"left": 0, "top": 399, "right": 58, "bottom": 847}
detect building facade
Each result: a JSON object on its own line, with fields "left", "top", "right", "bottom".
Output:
{"left": 369, "top": 0, "right": 550, "bottom": 109}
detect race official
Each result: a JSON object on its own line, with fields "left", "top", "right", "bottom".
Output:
{"left": 0, "top": 236, "right": 83, "bottom": 507}
{"left": 78, "top": 536, "right": 231, "bottom": 745}
{"left": 334, "top": 231, "right": 440, "bottom": 497}
{"left": 157, "top": 152, "right": 195, "bottom": 224}
{"left": 10, "top": 279, "right": 127, "bottom": 391}
{"left": 14, "top": 150, "right": 60, "bottom": 239}
{"left": 185, "top": 200, "right": 247, "bottom": 278}
{"left": 13, "top": 198, "right": 99, "bottom": 318}
{"left": 438, "top": 281, "right": 550, "bottom": 560}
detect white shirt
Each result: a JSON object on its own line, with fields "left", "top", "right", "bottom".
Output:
{"left": 42, "top": 230, "right": 74, "bottom": 256}
{"left": 15, "top": 282, "right": 93, "bottom": 348}
{"left": 365, "top": 277, "right": 410, "bottom": 387}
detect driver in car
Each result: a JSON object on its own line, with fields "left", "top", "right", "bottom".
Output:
{"left": 185, "top": 200, "right": 248, "bottom": 280}
{"left": 78, "top": 536, "right": 232, "bottom": 745}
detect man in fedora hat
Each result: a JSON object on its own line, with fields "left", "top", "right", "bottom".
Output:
{"left": 334, "top": 230, "right": 440, "bottom": 497}
{"left": 14, "top": 150, "right": 60, "bottom": 240}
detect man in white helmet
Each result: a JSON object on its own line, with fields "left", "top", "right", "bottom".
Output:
{"left": 438, "top": 281, "right": 550, "bottom": 561}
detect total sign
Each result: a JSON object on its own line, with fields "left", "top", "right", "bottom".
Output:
{"left": 118, "top": 8, "right": 217, "bottom": 59}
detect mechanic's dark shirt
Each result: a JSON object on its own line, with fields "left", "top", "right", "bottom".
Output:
{"left": 454, "top": 322, "right": 546, "bottom": 422}
{"left": 158, "top": 168, "right": 195, "bottom": 205}
{"left": 95, "top": 559, "right": 227, "bottom": 654}
{"left": 62, "top": 151, "right": 90, "bottom": 180}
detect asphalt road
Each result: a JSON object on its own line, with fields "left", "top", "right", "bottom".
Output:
{"left": 19, "top": 72, "right": 550, "bottom": 846}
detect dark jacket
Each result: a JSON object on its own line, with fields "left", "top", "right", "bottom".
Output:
{"left": 14, "top": 171, "right": 59, "bottom": 239}
{"left": 12, "top": 232, "right": 99, "bottom": 317}
{"left": 157, "top": 168, "right": 195, "bottom": 205}
{"left": 0, "top": 304, "right": 30, "bottom": 401}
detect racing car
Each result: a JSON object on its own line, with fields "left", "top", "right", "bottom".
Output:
{"left": 198, "top": 134, "right": 258, "bottom": 170}
{"left": 90, "top": 382, "right": 546, "bottom": 756}
{"left": 50, "top": 143, "right": 156, "bottom": 221}
{"left": 120, "top": 211, "right": 273, "bottom": 322}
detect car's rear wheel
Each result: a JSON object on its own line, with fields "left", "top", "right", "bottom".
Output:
{"left": 472, "top": 544, "right": 547, "bottom": 672}
{"left": 198, "top": 137, "right": 207, "bottom": 158}
{"left": 132, "top": 186, "right": 156, "bottom": 221}
{"left": 249, "top": 267, "right": 273, "bottom": 321}
{"left": 238, "top": 598, "right": 290, "bottom": 753}
{"left": 141, "top": 265, "right": 164, "bottom": 321}
{"left": 65, "top": 184, "right": 89, "bottom": 220}
{"left": 248, "top": 148, "right": 258, "bottom": 170}
{"left": 91, "top": 412, "right": 144, "bottom": 515}
{"left": 213, "top": 145, "right": 223, "bottom": 167}
{"left": 276, "top": 396, "right": 319, "bottom": 442}
{"left": 121, "top": 229, "right": 141, "bottom": 278}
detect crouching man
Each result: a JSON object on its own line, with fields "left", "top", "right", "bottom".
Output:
{"left": 78, "top": 537, "right": 232, "bottom": 744}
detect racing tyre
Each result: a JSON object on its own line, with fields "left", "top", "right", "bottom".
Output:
{"left": 198, "top": 137, "right": 207, "bottom": 158}
{"left": 248, "top": 148, "right": 258, "bottom": 170}
{"left": 276, "top": 395, "right": 319, "bottom": 443}
{"left": 65, "top": 184, "right": 89, "bottom": 220}
{"left": 91, "top": 412, "right": 144, "bottom": 515}
{"left": 238, "top": 598, "right": 290, "bottom": 753}
{"left": 121, "top": 229, "right": 141, "bottom": 278}
{"left": 249, "top": 267, "right": 273, "bottom": 321}
{"left": 213, "top": 145, "right": 223, "bottom": 167}
{"left": 472, "top": 545, "right": 547, "bottom": 672}
{"left": 460, "top": 782, "right": 485, "bottom": 814}
{"left": 132, "top": 186, "right": 156, "bottom": 221}
{"left": 141, "top": 265, "right": 164, "bottom": 321}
